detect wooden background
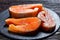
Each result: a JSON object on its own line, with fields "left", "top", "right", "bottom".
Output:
{"left": 0, "top": 0, "right": 60, "bottom": 40}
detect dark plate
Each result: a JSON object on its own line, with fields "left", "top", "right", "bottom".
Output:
{"left": 0, "top": 8, "right": 60, "bottom": 40}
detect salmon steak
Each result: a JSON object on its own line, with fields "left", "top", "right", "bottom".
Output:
{"left": 5, "top": 17, "right": 41, "bottom": 33}
{"left": 37, "top": 9, "right": 55, "bottom": 32}
{"left": 9, "top": 4, "right": 43, "bottom": 18}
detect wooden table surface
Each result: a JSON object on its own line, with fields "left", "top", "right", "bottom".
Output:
{"left": 0, "top": 0, "right": 60, "bottom": 40}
